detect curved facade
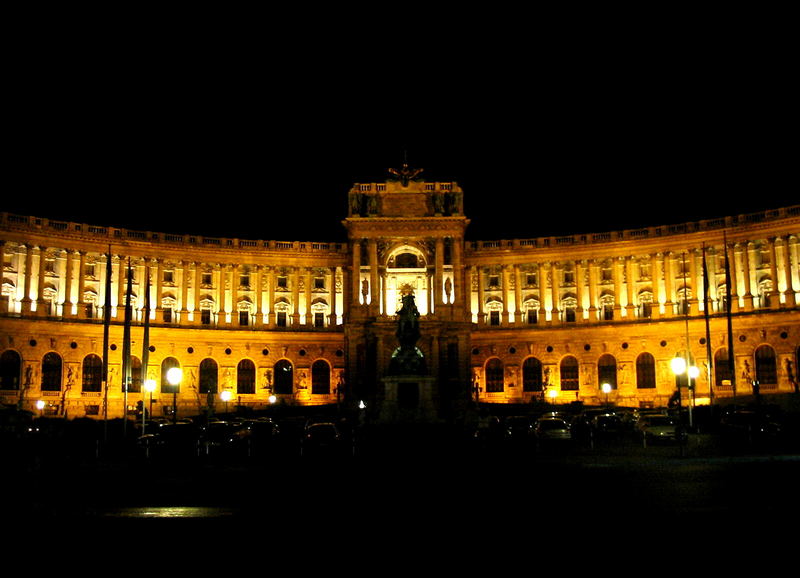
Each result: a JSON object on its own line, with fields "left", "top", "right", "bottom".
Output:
{"left": 2, "top": 176, "right": 799, "bottom": 419}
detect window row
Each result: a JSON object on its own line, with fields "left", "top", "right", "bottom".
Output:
{"left": 480, "top": 344, "right": 790, "bottom": 393}
{"left": 0, "top": 351, "right": 336, "bottom": 395}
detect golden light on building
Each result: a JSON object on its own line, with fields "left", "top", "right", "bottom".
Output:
{"left": 1, "top": 172, "right": 799, "bottom": 420}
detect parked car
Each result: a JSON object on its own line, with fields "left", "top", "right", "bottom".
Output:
{"left": 199, "top": 420, "right": 241, "bottom": 455}
{"left": 139, "top": 420, "right": 199, "bottom": 458}
{"left": 535, "top": 417, "right": 572, "bottom": 441}
{"left": 592, "top": 412, "right": 626, "bottom": 437}
{"left": 301, "top": 421, "right": 344, "bottom": 457}
{"left": 637, "top": 415, "right": 685, "bottom": 443}
{"left": 720, "top": 410, "right": 782, "bottom": 443}
{"left": 505, "top": 415, "right": 535, "bottom": 441}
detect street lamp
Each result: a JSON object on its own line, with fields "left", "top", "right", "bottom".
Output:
{"left": 601, "top": 382, "right": 612, "bottom": 408}
{"left": 220, "top": 390, "right": 231, "bottom": 414}
{"left": 166, "top": 367, "right": 182, "bottom": 423}
{"left": 671, "top": 353, "right": 699, "bottom": 444}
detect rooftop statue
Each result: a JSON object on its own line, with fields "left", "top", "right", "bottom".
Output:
{"left": 388, "top": 163, "right": 424, "bottom": 187}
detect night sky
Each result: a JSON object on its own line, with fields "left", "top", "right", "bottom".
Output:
{"left": 5, "top": 13, "right": 796, "bottom": 244}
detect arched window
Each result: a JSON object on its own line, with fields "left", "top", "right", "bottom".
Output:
{"left": 755, "top": 345, "right": 777, "bottom": 386}
{"left": 522, "top": 357, "right": 543, "bottom": 392}
{"left": 311, "top": 360, "right": 331, "bottom": 394}
{"left": 636, "top": 352, "right": 656, "bottom": 389}
{"left": 274, "top": 359, "right": 293, "bottom": 395}
{"left": 0, "top": 350, "right": 21, "bottom": 390}
{"left": 199, "top": 358, "right": 219, "bottom": 394}
{"left": 560, "top": 356, "right": 579, "bottom": 391}
{"left": 598, "top": 354, "right": 617, "bottom": 389}
{"left": 41, "top": 352, "right": 62, "bottom": 391}
{"left": 237, "top": 359, "right": 256, "bottom": 394}
{"left": 394, "top": 252, "right": 419, "bottom": 268}
{"left": 160, "top": 357, "right": 181, "bottom": 393}
{"left": 485, "top": 358, "right": 504, "bottom": 392}
{"left": 82, "top": 354, "right": 103, "bottom": 392}
{"left": 714, "top": 348, "right": 732, "bottom": 387}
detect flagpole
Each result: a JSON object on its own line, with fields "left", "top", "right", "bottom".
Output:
{"left": 122, "top": 257, "right": 133, "bottom": 437}
{"left": 102, "top": 246, "right": 113, "bottom": 443}
{"left": 723, "top": 232, "right": 737, "bottom": 402}
{"left": 702, "top": 243, "right": 714, "bottom": 405}
{"left": 141, "top": 263, "right": 151, "bottom": 434}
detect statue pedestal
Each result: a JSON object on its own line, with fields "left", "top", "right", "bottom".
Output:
{"left": 379, "top": 375, "right": 437, "bottom": 423}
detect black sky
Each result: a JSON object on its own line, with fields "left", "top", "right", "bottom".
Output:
{"left": 5, "top": 11, "right": 796, "bottom": 243}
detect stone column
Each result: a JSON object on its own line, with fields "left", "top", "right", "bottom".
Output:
{"left": 193, "top": 263, "right": 202, "bottom": 323}
{"left": 780, "top": 235, "right": 796, "bottom": 307}
{"left": 155, "top": 258, "right": 164, "bottom": 321}
{"left": 291, "top": 266, "right": 301, "bottom": 325}
{"left": 115, "top": 254, "right": 126, "bottom": 320}
{"left": 214, "top": 264, "right": 224, "bottom": 325}
{"left": 351, "top": 240, "right": 362, "bottom": 307}
{"left": 663, "top": 252, "right": 675, "bottom": 317}
{"left": 368, "top": 240, "right": 379, "bottom": 314}
{"left": 536, "top": 262, "right": 546, "bottom": 322}
{"left": 501, "top": 265, "right": 511, "bottom": 324}
{"left": 435, "top": 237, "right": 445, "bottom": 311}
{"left": 726, "top": 243, "right": 739, "bottom": 312}
{"left": 304, "top": 267, "right": 312, "bottom": 324}
{"left": 587, "top": 259, "right": 598, "bottom": 321}
{"left": 35, "top": 246, "right": 48, "bottom": 315}
{"left": 20, "top": 244, "right": 34, "bottom": 313}
{"left": 513, "top": 264, "right": 523, "bottom": 323}
{"left": 768, "top": 238, "right": 780, "bottom": 308}
{"left": 253, "top": 264, "right": 263, "bottom": 326}
{"left": 741, "top": 243, "right": 754, "bottom": 311}
{"left": 452, "top": 236, "right": 464, "bottom": 309}
{"left": 267, "top": 266, "right": 276, "bottom": 327}
{"left": 76, "top": 251, "right": 87, "bottom": 318}
{"left": 476, "top": 266, "right": 485, "bottom": 324}
{"left": 180, "top": 261, "right": 189, "bottom": 323}
{"left": 63, "top": 249, "right": 75, "bottom": 317}
{"left": 574, "top": 260, "right": 586, "bottom": 322}
{"left": 625, "top": 256, "right": 636, "bottom": 318}
{"left": 613, "top": 256, "right": 623, "bottom": 317}
{"left": 551, "top": 262, "right": 561, "bottom": 324}
{"left": 328, "top": 267, "right": 337, "bottom": 326}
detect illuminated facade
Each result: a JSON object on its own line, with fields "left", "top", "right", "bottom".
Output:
{"left": 1, "top": 175, "right": 799, "bottom": 420}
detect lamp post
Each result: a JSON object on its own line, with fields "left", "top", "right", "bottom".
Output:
{"left": 166, "top": 367, "right": 182, "bottom": 424}
{"left": 144, "top": 379, "right": 156, "bottom": 434}
{"left": 221, "top": 390, "right": 231, "bottom": 415}
{"left": 602, "top": 382, "right": 612, "bottom": 409}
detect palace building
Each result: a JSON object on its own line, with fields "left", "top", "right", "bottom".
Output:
{"left": 1, "top": 170, "right": 799, "bottom": 421}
